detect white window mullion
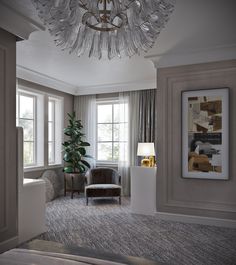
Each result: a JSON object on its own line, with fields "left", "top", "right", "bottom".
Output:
{"left": 33, "top": 95, "right": 37, "bottom": 165}
{"left": 52, "top": 99, "right": 56, "bottom": 164}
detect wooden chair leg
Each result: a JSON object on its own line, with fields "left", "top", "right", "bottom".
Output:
{"left": 64, "top": 176, "right": 66, "bottom": 196}
{"left": 71, "top": 176, "right": 74, "bottom": 199}
{"left": 119, "top": 196, "right": 121, "bottom": 205}
{"left": 86, "top": 197, "right": 88, "bottom": 206}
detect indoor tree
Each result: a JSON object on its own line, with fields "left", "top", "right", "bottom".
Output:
{"left": 62, "top": 112, "right": 91, "bottom": 198}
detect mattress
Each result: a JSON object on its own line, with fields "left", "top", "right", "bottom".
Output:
{"left": 0, "top": 249, "right": 124, "bottom": 265}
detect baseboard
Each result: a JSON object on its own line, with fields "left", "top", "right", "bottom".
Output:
{"left": 0, "top": 236, "right": 18, "bottom": 253}
{"left": 155, "top": 211, "right": 236, "bottom": 228}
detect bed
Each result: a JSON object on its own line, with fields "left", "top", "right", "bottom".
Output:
{"left": 0, "top": 240, "right": 164, "bottom": 265}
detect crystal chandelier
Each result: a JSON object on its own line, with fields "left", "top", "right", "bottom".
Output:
{"left": 32, "top": 0, "right": 175, "bottom": 59}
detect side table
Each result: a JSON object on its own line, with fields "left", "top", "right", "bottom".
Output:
{"left": 130, "top": 166, "right": 156, "bottom": 215}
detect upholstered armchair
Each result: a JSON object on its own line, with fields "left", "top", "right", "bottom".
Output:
{"left": 85, "top": 168, "right": 121, "bottom": 205}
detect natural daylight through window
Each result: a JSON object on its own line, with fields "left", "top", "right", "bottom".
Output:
{"left": 96, "top": 101, "right": 128, "bottom": 163}
{"left": 17, "top": 87, "right": 63, "bottom": 169}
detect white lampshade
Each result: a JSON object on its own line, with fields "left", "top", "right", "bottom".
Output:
{"left": 137, "top": 143, "right": 155, "bottom": 156}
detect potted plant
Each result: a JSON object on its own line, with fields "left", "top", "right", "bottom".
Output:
{"left": 62, "top": 112, "right": 91, "bottom": 198}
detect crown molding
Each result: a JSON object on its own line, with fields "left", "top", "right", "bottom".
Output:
{"left": 0, "top": 2, "right": 44, "bottom": 40}
{"left": 17, "top": 65, "right": 156, "bottom": 96}
{"left": 146, "top": 44, "right": 236, "bottom": 69}
{"left": 17, "top": 65, "right": 77, "bottom": 95}
{"left": 74, "top": 79, "right": 156, "bottom": 95}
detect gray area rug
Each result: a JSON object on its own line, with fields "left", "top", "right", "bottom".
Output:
{"left": 37, "top": 196, "right": 236, "bottom": 265}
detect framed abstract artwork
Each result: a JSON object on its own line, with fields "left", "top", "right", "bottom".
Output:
{"left": 182, "top": 88, "right": 229, "bottom": 180}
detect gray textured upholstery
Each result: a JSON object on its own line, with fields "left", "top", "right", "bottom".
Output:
{"left": 86, "top": 168, "right": 120, "bottom": 185}
{"left": 85, "top": 168, "right": 121, "bottom": 205}
{"left": 41, "top": 170, "right": 60, "bottom": 202}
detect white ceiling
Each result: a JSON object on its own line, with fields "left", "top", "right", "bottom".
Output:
{"left": 2, "top": 0, "right": 236, "bottom": 95}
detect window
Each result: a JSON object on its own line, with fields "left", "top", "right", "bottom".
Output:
{"left": 48, "top": 96, "right": 63, "bottom": 165}
{"left": 17, "top": 92, "right": 36, "bottom": 166}
{"left": 96, "top": 101, "right": 128, "bottom": 163}
{"left": 48, "top": 99, "right": 55, "bottom": 164}
{"left": 17, "top": 86, "right": 63, "bottom": 169}
{"left": 17, "top": 89, "right": 44, "bottom": 168}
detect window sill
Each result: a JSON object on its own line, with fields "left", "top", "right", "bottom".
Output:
{"left": 47, "top": 164, "right": 63, "bottom": 169}
{"left": 96, "top": 162, "right": 118, "bottom": 168}
{"left": 24, "top": 164, "right": 63, "bottom": 173}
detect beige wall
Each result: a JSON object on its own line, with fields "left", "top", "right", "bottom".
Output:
{"left": 156, "top": 59, "right": 236, "bottom": 220}
{"left": 17, "top": 79, "right": 74, "bottom": 179}
{"left": 0, "top": 28, "right": 18, "bottom": 252}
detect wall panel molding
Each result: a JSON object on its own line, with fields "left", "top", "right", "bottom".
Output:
{"left": 156, "top": 60, "right": 236, "bottom": 220}
{"left": 0, "top": 44, "right": 7, "bottom": 234}
{"left": 0, "top": 28, "right": 18, "bottom": 253}
{"left": 155, "top": 211, "right": 236, "bottom": 229}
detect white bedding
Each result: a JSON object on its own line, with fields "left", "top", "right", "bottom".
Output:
{"left": 0, "top": 249, "right": 124, "bottom": 265}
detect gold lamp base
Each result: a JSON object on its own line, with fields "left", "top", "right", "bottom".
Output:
{"left": 141, "top": 158, "right": 150, "bottom": 167}
{"left": 149, "top": 156, "right": 155, "bottom": 167}
{"left": 141, "top": 156, "right": 156, "bottom": 167}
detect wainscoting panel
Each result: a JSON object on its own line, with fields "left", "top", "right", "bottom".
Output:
{"left": 0, "top": 40, "right": 7, "bottom": 233}
{"left": 156, "top": 60, "right": 236, "bottom": 220}
{"left": 0, "top": 28, "right": 18, "bottom": 252}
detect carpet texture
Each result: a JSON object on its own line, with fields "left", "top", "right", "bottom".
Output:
{"left": 37, "top": 196, "right": 236, "bottom": 265}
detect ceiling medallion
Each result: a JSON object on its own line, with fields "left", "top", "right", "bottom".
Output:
{"left": 32, "top": 0, "right": 175, "bottom": 59}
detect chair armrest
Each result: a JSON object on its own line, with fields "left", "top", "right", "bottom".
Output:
{"left": 85, "top": 170, "right": 91, "bottom": 185}
{"left": 112, "top": 170, "right": 121, "bottom": 185}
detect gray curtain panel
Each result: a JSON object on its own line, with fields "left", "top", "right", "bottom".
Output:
{"left": 119, "top": 89, "right": 156, "bottom": 196}
{"left": 138, "top": 89, "right": 156, "bottom": 143}
{"left": 74, "top": 95, "right": 97, "bottom": 168}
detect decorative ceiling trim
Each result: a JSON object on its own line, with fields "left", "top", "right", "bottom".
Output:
{"left": 17, "top": 65, "right": 156, "bottom": 95}
{"left": 74, "top": 79, "right": 156, "bottom": 95}
{"left": 17, "top": 65, "right": 77, "bottom": 95}
{"left": 0, "top": 2, "right": 44, "bottom": 40}
{"left": 146, "top": 44, "right": 236, "bottom": 69}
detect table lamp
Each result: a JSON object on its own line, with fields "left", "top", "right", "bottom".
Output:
{"left": 137, "top": 142, "right": 155, "bottom": 167}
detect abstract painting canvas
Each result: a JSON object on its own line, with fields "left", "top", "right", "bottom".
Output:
{"left": 182, "top": 88, "right": 229, "bottom": 179}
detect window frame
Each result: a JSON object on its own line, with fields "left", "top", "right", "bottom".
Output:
{"left": 17, "top": 85, "right": 64, "bottom": 171}
{"left": 47, "top": 95, "right": 63, "bottom": 166}
{"left": 96, "top": 99, "right": 128, "bottom": 164}
{"left": 48, "top": 98, "right": 56, "bottom": 165}
{"left": 17, "top": 91, "right": 37, "bottom": 167}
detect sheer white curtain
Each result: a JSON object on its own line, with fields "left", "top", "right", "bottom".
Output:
{"left": 74, "top": 95, "right": 96, "bottom": 168}
{"left": 118, "top": 91, "right": 140, "bottom": 196}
